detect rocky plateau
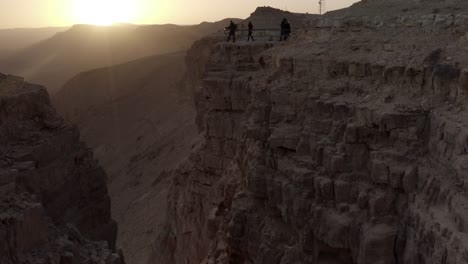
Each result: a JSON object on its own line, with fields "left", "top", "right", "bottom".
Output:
{"left": 152, "top": 1, "right": 468, "bottom": 263}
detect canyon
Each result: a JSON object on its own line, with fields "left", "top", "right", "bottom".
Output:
{"left": 54, "top": 52, "right": 199, "bottom": 263}
{"left": 3, "top": 1, "right": 468, "bottom": 263}
{"left": 50, "top": 7, "right": 311, "bottom": 263}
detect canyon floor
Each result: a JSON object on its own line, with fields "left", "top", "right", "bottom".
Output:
{"left": 54, "top": 52, "right": 201, "bottom": 263}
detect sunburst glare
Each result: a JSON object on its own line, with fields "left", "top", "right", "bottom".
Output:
{"left": 72, "top": 0, "right": 138, "bottom": 25}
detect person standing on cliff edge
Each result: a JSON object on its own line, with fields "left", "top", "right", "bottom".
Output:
{"left": 247, "top": 21, "right": 255, "bottom": 42}
{"left": 285, "top": 19, "right": 291, "bottom": 40}
{"left": 280, "top": 18, "right": 291, "bottom": 41}
{"left": 226, "top": 20, "right": 237, "bottom": 43}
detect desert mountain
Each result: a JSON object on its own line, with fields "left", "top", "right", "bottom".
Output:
{"left": 0, "top": 27, "right": 67, "bottom": 54}
{"left": 0, "top": 19, "right": 240, "bottom": 93}
{"left": 0, "top": 27, "right": 67, "bottom": 61}
{"left": 240, "top": 6, "right": 312, "bottom": 29}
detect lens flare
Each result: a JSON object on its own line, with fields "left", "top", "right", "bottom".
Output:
{"left": 72, "top": 0, "right": 137, "bottom": 25}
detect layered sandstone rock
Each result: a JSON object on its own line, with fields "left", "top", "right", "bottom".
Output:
{"left": 156, "top": 1, "right": 468, "bottom": 263}
{"left": 0, "top": 73, "right": 123, "bottom": 264}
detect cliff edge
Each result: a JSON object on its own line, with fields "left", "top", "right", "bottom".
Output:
{"left": 155, "top": 1, "right": 468, "bottom": 263}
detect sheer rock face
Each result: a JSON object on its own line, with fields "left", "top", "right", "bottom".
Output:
{"left": 0, "top": 73, "right": 123, "bottom": 264}
{"left": 159, "top": 2, "right": 468, "bottom": 264}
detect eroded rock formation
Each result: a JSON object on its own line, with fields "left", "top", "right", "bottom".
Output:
{"left": 0, "top": 73, "right": 123, "bottom": 264}
{"left": 156, "top": 1, "right": 468, "bottom": 263}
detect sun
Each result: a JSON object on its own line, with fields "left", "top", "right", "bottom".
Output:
{"left": 72, "top": 0, "right": 138, "bottom": 25}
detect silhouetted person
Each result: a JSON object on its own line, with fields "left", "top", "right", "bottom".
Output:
{"left": 280, "top": 18, "right": 291, "bottom": 41}
{"left": 280, "top": 18, "right": 286, "bottom": 41}
{"left": 285, "top": 20, "right": 291, "bottom": 40}
{"left": 226, "top": 20, "right": 237, "bottom": 43}
{"left": 247, "top": 22, "right": 255, "bottom": 42}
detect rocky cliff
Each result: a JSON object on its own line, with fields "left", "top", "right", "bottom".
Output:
{"left": 0, "top": 73, "right": 123, "bottom": 264}
{"left": 156, "top": 1, "right": 468, "bottom": 263}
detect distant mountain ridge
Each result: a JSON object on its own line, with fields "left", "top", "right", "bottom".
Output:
{"left": 240, "top": 6, "right": 313, "bottom": 29}
{"left": 0, "top": 27, "right": 68, "bottom": 62}
{"left": 0, "top": 27, "right": 68, "bottom": 50}
{"left": 0, "top": 19, "right": 241, "bottom": 93}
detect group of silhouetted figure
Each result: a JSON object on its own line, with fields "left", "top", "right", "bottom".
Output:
{"left": 225, "top": 18, "right": 291, "bottom": 43}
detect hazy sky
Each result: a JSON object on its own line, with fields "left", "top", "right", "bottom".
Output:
{"left": 0, "top": 0, "right": 360, "bottom": 28}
